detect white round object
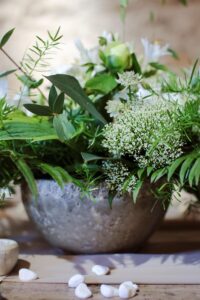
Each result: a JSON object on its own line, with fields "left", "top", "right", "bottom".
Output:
{"left": 75, "top": 283, "right": 92, "bottom": 299}
{"left": 100, "top": 284, "right": 118, "bottom": 298}
{"left": 0, "top": 239, "right": 19, "bottom": 276}
{"left": 92, "top": 265, "right": 110, "bottom": 276}
{"left": 19, "top": 268, "right": 38, "bottom": 282}
{"left": 119, "top": 281, "right": 138, "bottom": 298}
{"left": 68, "top": 274, "right": 84, "bottom": 288}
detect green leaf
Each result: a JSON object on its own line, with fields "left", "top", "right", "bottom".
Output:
{"left": 168, "top": 48, "right": 179, "bottom": 60}
{"left": 151, "top": 168, "right": 167, "bottom": 183}
{"left": 48, "top": 85, "right": 57, "bottom": 111}
{"left": 0, "top": 69, "right": 17, "bottom": 78}
{"left": 81, "top": 152, "right": 106, "bottom": 162}
{"left": 55, "top": 166, "right": 72, "bottom": 182}
{"left": 53, "top": 92, "right": 64, "bottom": 114}
{"left": 132, "top": 179, "right": 143, "bottom": 203}
{"left": 17, "top": 75, "right": 44, "bottom": 89}
{"left": 179, "top": 0, "right": 187, "bottom": 5}
{"left": 24, "top": 104, "right": 52, "bottom": 116}
{"left": 131, "top": 53, "right": 142, "bottom": 74}
{"left": 137, "top": 169, "right": 145, "bottom": 179}
{"left": 167, "top": 155, "right": 186, "bottom": 181}
{"left": 188, "top": 158, "right": 200, "bottom": 187}
{"left": 147, "top": 166, "right": 154, "bottom": 176}
{"left": 108, "top": 190, "right": 116, "bottom": 209}
{"left": 11, "top": 156, "right": 37, "bottom": 197}
{"left": 85, "top": 73, "right": 117, "bottom": 94}
{"left": 179, "top": 156, "right": 195, "bottom": 185}
{"left": 0, "top": 117, "right": 57, "bottom": 141}
{"left": 188, "top": 59, "right": 199, "bottom": 86}
{"left": 39, "top": 163, "right": 64, "bottom": 188}
{"left": 149, "top": 62, "right": 168, "bottom": 71}
{"left": 46, "top": 74, "right": 107, "bottom": 125}
{"left": 53, "top": 113, "right": 76, "bottom": 142}
{"left": 0, "top": 28, "right": 15, "bottom": 48}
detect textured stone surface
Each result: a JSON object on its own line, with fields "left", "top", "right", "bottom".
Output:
{"left": 0, "top": 239, "right": 19, "bottom": 276}
{"left": 22, "top": 180, "right": 167, "bottom": 253}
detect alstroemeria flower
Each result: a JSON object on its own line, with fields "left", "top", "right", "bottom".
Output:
{"left": 141, "top": 38, "right": 170, "bottom": 63}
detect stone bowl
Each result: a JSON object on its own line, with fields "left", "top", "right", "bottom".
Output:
{"left": 0, "top": 239, "right": 19, "bottom": 275}
{"left": 22, "top": 180, "right": 168, "bottom": 254}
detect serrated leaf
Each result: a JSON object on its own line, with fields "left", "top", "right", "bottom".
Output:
{"left": 0, "top": 28, "right": 15, "bottom": 48}
{"left": 11, "top": 156, "right": 37, "bottom": 197}
{"left": 39, "top": 163, "right": 64, "bottom": 188}
{"left": 53, "top": 92, "right": 64, "bottom": 114}
{"left": 85, "top": 73, "right": 117, "bottom": 94}
{"left": 46, "top": 74, "right": 107, "bottom": 125}
{"left": 48, "top": 85, "right": 57, "bottom": 111}
{"left": 24, "top": 104, "right": 52, "bottom": 116}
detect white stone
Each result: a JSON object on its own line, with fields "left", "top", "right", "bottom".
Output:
{"left": 75, "top": 283, "right": 92, "bottom": 299}
{"left": 100, "top": 284, "right": 119, "bottom": 298}
{"left": 0, "top": 239, "right": 19, "bottom": 276}
{"left": 92, "top": 265, "right": 110, "bottom": 276}
{"left": 19, "top": 268, "right": 38, "bottom": 282}
{"left": 118, "top": 281, "right": 138, "bottom": 298}
{"left": 68, "top": 274, "right": 85, "bottom": 288}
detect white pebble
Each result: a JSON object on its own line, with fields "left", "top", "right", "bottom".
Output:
{"left": 119, "top": 281, "right": 138, "bottom": 298}
{"left": 19, "top": 268, "right": 38, "bottom": 282}
{"left": 100, "top": 284, "right": 118, "bottom": 298}
{"left": 75, "top": 283, "right": 92, "bottom": 299}
{"left": 68, "top": 274, "right": 84, "bottom": 288}
{"left": 92, "top": 265, "right": 110, "bottom": 276}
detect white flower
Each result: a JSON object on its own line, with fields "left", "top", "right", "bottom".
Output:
{"left": 106, "top": 99, "right": 125, "bottom": 117}
{"left": 116, "top": 71, "right": 142, "bottom": 88}
{"left": 0, "top": 78, "right": 8, "bottom": 99}
{"left": 141, "top": 38, "right": 170, "bottom": 63}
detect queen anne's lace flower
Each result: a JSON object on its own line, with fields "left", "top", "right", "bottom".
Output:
{"left": 102, "top": 101, "right": 184, "bottom": 169}
{"left": 102, "top": 161, "right": 137, "bottom": 193}
{"left": 116, "top": 71, "right": 142, "bottom": 88}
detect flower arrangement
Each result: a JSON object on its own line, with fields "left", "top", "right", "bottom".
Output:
{"left": 0, "top": 22, "right": 199, "bottom": 207}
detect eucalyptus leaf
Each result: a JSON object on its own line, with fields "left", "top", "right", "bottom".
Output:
{"left": 24, "top": 104, "right": 52, "bottom": 116}
{"left": 53, "top": 92, "right": 64, "bottom": 114}
{"left": 48, "top": 85, "right": 57, "bottom": 111}
{"left": 46, "top": 74, "right": 107, "bottom": 124}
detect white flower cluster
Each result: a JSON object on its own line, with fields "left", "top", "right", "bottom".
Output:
{"left": 116, "top": 71, "right": 142, "bottom": 88}
{"left": 103, "top": 101, "right": 184, "bottom": 169}
{"left": 102, "top": 161, "right": 137, "bottom": 193}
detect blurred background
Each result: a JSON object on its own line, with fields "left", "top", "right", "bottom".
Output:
{"left": 0, "top": 0, "right": 200, "bottom": 236}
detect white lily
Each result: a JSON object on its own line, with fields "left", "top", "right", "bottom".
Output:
{"left": 141, "top": 38, "right": 170, "bottom": 64}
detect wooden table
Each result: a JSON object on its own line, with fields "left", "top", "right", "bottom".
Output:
{"left": 0, "top": 202, "right": 200, "bottom": 299}
{"left": 0, "top": 221, "right": 200, "bottom": 299}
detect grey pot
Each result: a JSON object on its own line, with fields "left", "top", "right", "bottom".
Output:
{"left": 22, "top": 180, "right": 168, "bottom": 254}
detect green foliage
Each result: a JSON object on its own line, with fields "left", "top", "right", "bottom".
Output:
{"left": 46, "top": 74, "right": 107, "bottom": 124}
{"left": 21, "top": 27, "right": 62, "bottom": 75}
{"left": 85, "top": 74, "right": 117, "bottom": 94}
{"left": 0, "top": 28, "right": 15, "bottom": 48}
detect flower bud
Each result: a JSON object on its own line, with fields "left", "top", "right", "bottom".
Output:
{"left": 104, "top": 42, "right": 131, "bottom": 72}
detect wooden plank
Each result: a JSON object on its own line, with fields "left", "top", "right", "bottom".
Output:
{"left": 1, "top": 282, "right": 200, "bottom": 300}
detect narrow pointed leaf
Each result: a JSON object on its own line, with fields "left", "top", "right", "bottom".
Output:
{"left": 53, "top": 92, "right": 64, "bottom": 114}
{"left": 48, "top": 85, "right": 57, "bottom": 110}
{"left": 24, "top": 104, "right": 52, "bottom": 116}
{"left": 0, "top": 28, "right": 15, "bottom": 48}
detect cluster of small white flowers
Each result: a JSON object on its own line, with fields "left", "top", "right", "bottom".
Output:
{"left": 116, "top": 71, "right": 143, "bottom": 88}
{"left": 102, "top": 101, "right": 184, "bottom": 169}
{"left": 105, "top": 100, "right": 126, "bottom": 118}
{"left": 102, "top": 161, "right": 137, "bottom": 193}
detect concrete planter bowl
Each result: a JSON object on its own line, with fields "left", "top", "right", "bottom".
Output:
{"left": 22, "top": 180, "right": 168, "bottom": 254}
